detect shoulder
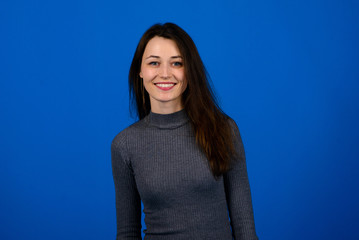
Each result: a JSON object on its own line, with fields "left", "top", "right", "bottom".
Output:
{"left": 111, "top": 116, "right": 150, "bottom": 167}
{"left": 111, "top": 116, "right": 149, "bottom": 151}
{"left": 225, "top": 115, "right": 245, "bottom": 153}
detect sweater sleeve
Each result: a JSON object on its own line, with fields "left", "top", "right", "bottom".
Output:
{"left": 223, "top": 120, "right": 258, "bottom": 240}
{"left": 111, "top": 135, "right": 142, "bottom": 240}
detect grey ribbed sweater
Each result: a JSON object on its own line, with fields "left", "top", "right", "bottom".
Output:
{"left": 111, "top": 110, "right": 258, "bottom": 240}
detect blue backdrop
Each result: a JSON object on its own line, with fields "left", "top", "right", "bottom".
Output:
{"left": 1, "top": 0, "right": 358, "bottom": 239}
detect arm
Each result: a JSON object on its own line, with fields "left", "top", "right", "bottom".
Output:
{"left": 223, "top": 120, "right": 258, "bottom": 240}
{"left": 111, "top": 135, "right": 142, "bottom": 240}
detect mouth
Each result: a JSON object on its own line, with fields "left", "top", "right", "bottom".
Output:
{"left": 154, "top": 82, "right": 176, "bottom": 91}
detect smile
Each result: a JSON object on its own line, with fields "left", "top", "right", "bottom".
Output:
{"left": 154, "top": 82, "right": 176, "bottom": 91}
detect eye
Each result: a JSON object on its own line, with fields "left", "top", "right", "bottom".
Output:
{"left": 172, "top": 61, "right": 183, "bottom": 67}
{"left": 149, "top": 61, "right": 159, "bottom": 66}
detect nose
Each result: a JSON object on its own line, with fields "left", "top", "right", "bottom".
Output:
{"left": 159, "top": 63, "right": 171, "bottom": 79}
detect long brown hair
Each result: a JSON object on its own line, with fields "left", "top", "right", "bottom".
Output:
{"left": 129, "top": 23, "right": 236, "bottom": 178}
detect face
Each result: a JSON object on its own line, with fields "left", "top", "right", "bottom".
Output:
{"left": 140, "top": 36, "right": 187, "bottom": 114}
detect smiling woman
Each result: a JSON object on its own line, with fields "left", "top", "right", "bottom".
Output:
{"left": 111, "top": 23, "right": 258, "bottom": 240}
{"left": 139, "top": 37, "right": 187, "bottom": 114}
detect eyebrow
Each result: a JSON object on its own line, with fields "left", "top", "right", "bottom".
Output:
{"left": 145, "top": 55, "right": 183, "bottom": 59}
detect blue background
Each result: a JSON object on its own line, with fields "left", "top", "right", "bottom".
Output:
{"left": 1, "top": 0, "right": 358, "bottom": 239}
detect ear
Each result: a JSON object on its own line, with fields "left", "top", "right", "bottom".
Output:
{"left": 139, "top": 72, "right": 143, "bottom": 78}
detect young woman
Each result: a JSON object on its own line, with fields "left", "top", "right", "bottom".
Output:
{"left": 111, "top": 23, "right": 258, "bottom": 240}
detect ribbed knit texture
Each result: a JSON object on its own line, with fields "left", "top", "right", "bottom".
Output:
{"left": 111, "top": 109, "right": 258, "bottom": 240}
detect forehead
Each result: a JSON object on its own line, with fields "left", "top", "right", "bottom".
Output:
{"left": 143, "top": 36, "right": 181, "bottom": 57}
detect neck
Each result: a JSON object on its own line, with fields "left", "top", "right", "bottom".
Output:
{"left": 147, "top": 108, "right": 188, "bottom": 129}
{"left": 149, "top": 98, "right": 184, "bottom": 114}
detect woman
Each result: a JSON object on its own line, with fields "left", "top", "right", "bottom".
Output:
{"left": 111, "top": 23, "right": 258, "bottom": 240}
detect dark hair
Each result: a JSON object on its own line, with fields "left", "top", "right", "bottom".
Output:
{"left": 129, "top": 23, "right": 236, "bottom": 178}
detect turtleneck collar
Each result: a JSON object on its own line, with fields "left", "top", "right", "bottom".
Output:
{"left": 146, "top": 109, "right": 189, "bottom": 129}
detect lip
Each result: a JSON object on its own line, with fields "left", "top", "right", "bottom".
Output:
{"left": 154, "top": 82, "right": 176, "bottom": 91}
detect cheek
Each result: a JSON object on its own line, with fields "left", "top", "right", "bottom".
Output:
{"left": 177, "top": 69, "right": 186, "bottom": 82}
{"left": 141, "top": 64, "right": 154, "bottom": 78}
{"left": 180, "top": 72, "right": 187, "bottom": 87}
{"left": 178, "top": 73, "right": 188, "bottom": 93}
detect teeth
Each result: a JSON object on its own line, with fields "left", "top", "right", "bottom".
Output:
{"left": 156, "top": 83, "right": 174, "bottom": 87}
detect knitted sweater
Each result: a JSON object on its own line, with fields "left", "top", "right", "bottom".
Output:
{"left": 111, "top": 109, "right": 258, "bottom": 240}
